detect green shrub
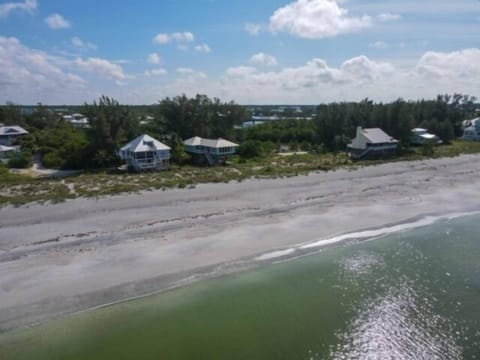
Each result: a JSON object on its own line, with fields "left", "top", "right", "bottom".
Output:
{"left": 238, "top": 140, "right": 264, "bottom": 158}
{"left": 42, "top": 152, "right": 64, "bottom": 169}
{"left": 421, "top": 142, "right": 435, "bottom": 156}
{"left": 7, "top": 152, "right": 32, "bottom": 169}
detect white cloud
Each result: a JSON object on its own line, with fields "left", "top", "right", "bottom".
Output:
{"left": 45, "top": 13, "right": 71, "bottom": 29}
{"left": 75, "top": 57, "right": 128, "bottom": 81}
{"left": 147, "top": 52, "right": 161, "bottom": 64}
{"left": 245, "top": 23, "right": 262, "bottom": 35}
{"left": 269, "top": 0, "right": 372, "bottom": 39}
{"left": 177, "top": 67, "right": 207, "bottom": 79}
{"left": 377, "top": 13, "right": 402, "bottom": 22}
{"left": 415, "top": 48, "right": 480, "bottom": 80}
{"left": 153, "top": 31, "right": 195, "bottom": 44}
{"left": 71, "top": 36, "right": 97, "bottom": 51}
{"left": 340, "top": 55, "right": 395, "bottom": 81}
{"left": 145, "top": 68, "right": 168, "bottom": 77}
{"left": 249, "top": 52, "right": 278, "bottom": 66}
{"left": 1, "top": 32, "right": 479, "bottom": 107}
{"left": 369, "top": 41, "right": 389, "bottom": 49}
{"left": 0, "top": 35, "right": 86, "bottom": 103}
{"left": 177, "top": 67, "right": 194, "bottom": 74}
{"left": 225, "top": 66, "right": 257, "bottom": 77}
{"left": 172, "top": 32, "right": 194, "bottom": 42}
{"left": 194, "top": 43, "right": 211, "bottom": 53}
{"left": 0, "top": 0, "right": 36, "bottom": 18}
{"left": 153, "top": 33, "right": 170, "bottom": 44}
{"left": 217, "top": 49, "right": 480, "bottom": 103}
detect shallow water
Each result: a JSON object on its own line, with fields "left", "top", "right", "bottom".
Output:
{"left": 1, "top": 214, "right": 480, "bottom": 359}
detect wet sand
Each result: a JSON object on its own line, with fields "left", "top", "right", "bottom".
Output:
{"left": 1, "top": 154, "right": 480, "bottom": 331}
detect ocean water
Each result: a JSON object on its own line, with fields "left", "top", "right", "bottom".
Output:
{"left": 1, "top": 214, "right": 480, "bottom": 359}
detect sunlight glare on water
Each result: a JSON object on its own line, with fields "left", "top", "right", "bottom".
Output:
{"left": 330, "top": 281, "right": 462, "bottom": 359}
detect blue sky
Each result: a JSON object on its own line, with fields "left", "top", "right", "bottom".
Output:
{"left": 0, "top": 0, "right": 479, "bottom": 104}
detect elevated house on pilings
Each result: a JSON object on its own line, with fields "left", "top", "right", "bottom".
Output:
{"left": 183, "top": 136, "right": 239, "bottom": 165}
{"left": 119, "top": 134, "right": 171, "bottom": 172}
{"left": 347, "top": 127, "right": 398, "bottom": 160}
{"left": 0, "top": 125, "right": 28, "bottom": 146}
{"left": 462, "top": 118, "right": 480, "bottom": 141}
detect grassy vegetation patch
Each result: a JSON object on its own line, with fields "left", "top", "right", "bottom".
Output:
{"left": 1, "top": 140, "right": 479, "bottom": 207}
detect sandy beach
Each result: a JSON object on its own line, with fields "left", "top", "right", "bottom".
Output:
{"left": 2, "top": 154, "right": 480, "bottom": 331}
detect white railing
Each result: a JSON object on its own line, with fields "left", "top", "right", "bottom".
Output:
{"left": 132, "top": 158, "right": 168, "bottom": 170}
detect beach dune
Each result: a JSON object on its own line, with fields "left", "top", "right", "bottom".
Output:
{"left": 1, "top": 154, "right": 480, "bottom": 331}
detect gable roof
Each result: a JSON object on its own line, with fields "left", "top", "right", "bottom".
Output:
{"left": 183, "top": 136, "right": 238, "bottom": 148}
{"left": 0, "top": 126, "right": 28, "bottom": 136}
{"left": 120, "top": 134, "right": 170, "bottom": 152}
{"left": 464, "top": 117, "right": 480, "bottom": 129}
{"left": 362, "top": 128, "right": 398, "bottom": 144}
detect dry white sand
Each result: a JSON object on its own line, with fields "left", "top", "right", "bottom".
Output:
{"left": 1, "top": 154, "right": 480, "bottom": 330}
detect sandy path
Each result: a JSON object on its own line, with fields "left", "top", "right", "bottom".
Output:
{"left": 1, "top": 154, "right": 480, "bottom": 330}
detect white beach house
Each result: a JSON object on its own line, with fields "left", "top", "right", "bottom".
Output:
{"left": 119, "top": 134, "right": 171, "bottom": 171}
{"left": 410, "top": 128, "right": 442, "bottom": 145}
{"left": 462, "top": 118, "right": 480, "bottom": 141}
{"left": 183, "top": 136, "right": 239, "bottom": 165}
{"left": 63, "top": 113, "right": 90, "bottom": 129}
{"left": 0, "top": 125, "right": 29, "bottom": 146}
{"left": 348, "top": 127, "right": 398, "bottom": 160}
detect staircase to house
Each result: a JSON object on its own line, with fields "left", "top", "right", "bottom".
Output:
{"left": 204, "top": 151, "right": 215, "bottom": 165}
{"left": 353, "top": 148, "right": 371, "bottom": 160}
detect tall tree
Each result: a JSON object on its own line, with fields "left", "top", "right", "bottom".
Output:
{"left": 83, "top": 96, "right": 139, "bottom": 167}
{"left": 157, "top": 94, "right": 247, "bottom": 140}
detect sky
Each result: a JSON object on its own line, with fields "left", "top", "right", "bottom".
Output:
{"left": 0, "top": 0, "right": 479, "bottom": 105}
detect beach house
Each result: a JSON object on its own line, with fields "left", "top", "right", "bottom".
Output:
{"left": 0, "top": 125, "right": 29, "bottom": 146}
{"left": 119, "top": 134, "right": 171, "bottom": 171}
{"left": 0, "top": 145, "right": 18, "bottom": 162}
{"left": 348, "top": 127, "right": 398, "bottom": 160}
{"left": 462, "top": 118, "right": 480, "bottom": 141}
{"left": 63, "top": 113, "right": 90, "bottom": 129}
{"left": 410, "top": 128, "right": 442, "bottom": 145}
{"left": 183, "top": 136, "right": 239, "bottom": 165}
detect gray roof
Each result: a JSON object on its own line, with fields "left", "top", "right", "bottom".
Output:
{"left": 120, "top": 134, "right": 170, "bottom": 152}
{"left": 362, "top": 128, "right": 398, "bottom": 144}
{"left": 0, "top": 126, "right": 28, "bottom": 136}
{"left": 183, "top": 136, "right": 239, "bottom": 148}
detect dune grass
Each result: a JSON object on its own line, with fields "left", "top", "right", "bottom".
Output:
{"left": 1, "top": 140, "right": 479, "bottom": 207}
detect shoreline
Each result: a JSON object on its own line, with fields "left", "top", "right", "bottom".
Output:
{"left": 64, "top": 209, "right": 480, "bottom": 319}
{"left": 2, "top": 154, "right": 480, "bottom": 332}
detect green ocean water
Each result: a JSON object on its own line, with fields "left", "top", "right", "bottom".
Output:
{"left": 1, "top": 214, "right": 480, "bottom": 359}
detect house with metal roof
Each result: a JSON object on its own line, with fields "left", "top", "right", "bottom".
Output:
{"left": 462, "top": 118, "right": 480, "bottom": 141}
{"left": 348, "top": 127, "right": 398, "bottom": 160}
{"left": 0, "top": 125, "right": 29, "bottom": 146}
{"left": 63, "top": 113, "right": 90, "bottom": 129}
{"left": 119, "top": 134, "right": 171, "bottom": 171}
{"left": 410, "top": 128, "right": 442, "bottom": 145}
{"left": 183, "top": 136, "right": 239, "bottom": 165}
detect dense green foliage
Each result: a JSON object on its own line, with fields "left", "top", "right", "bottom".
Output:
{"left": 36, "top": 123, "right": 89, "bottom": 169}
{"left": 7, "top": 151, "right": 32, "bottom": 169}
{"left": 237, "top": 94, "right": 477, "bottom": 153}
{"left": 0, "top": 93, "right": 478, "bottom": 171}
{"left": 149, "top": 94, "right": 249, "bottom": 140}
{"left": 83, "top": 96, "right": 140, "bottom": 168}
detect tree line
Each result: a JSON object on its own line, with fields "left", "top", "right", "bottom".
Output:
{"left": 239, "top": 94, "right": 477, "bottom": 156}
{"left": 0, "top": 93, "right": 477, "bottom": 169}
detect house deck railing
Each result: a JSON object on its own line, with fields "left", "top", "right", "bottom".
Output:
{"left": 131, "top": 158, "right": 169, "bottom": 170}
